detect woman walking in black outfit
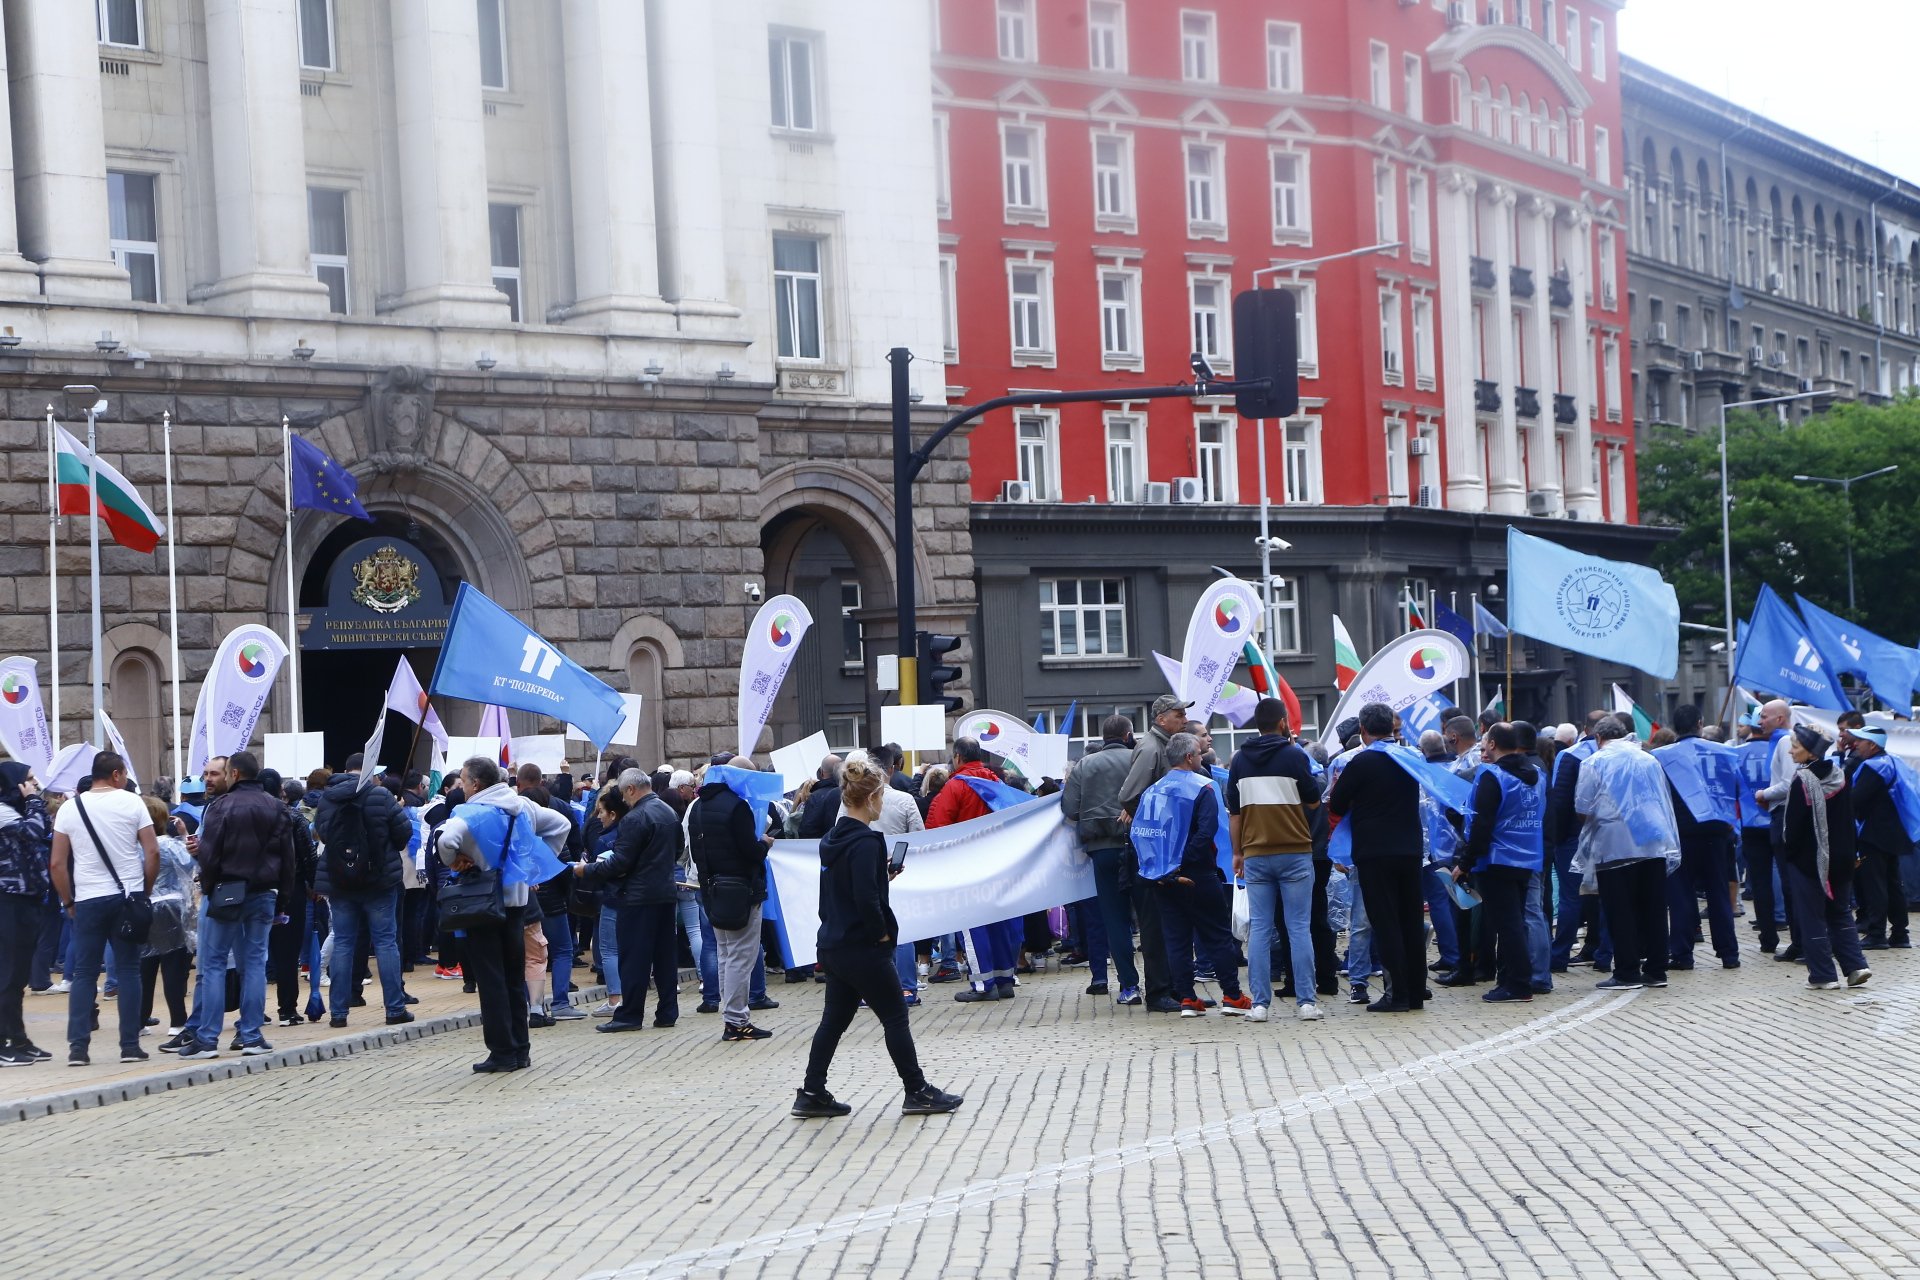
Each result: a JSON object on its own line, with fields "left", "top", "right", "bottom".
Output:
{"left": 793, "top": 758, "right": 962, "bottom": 1119}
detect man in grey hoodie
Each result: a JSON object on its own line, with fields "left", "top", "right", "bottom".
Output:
{"left": 1061, "top": 715, "right": 1148, "bottom": 1006}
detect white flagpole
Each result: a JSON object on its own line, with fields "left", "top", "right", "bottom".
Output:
{"left": 164, "top": 411, "right": 182, "bottom": 785}
{"left": 86, "top": 402, "right": 104, "bottom": 749}
{"left": 45, "top": 406, "right": 59, "bottom": 752}
{"left": 1470, "top": 591, "right": 1484, "bottom": 717}
{"left": 1448, "top": 589, "right": 1462, "bottom": 709}
{"left": 283, "top": 416, "right": 300, "bottom": 734}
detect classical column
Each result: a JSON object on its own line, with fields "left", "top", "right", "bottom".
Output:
{"left": 1436, "top": 169, "right": 1484, "bottom": 512}
{"left": 643, "top": 0, "right": 739, "bottom": 330}
{"left": 387, "top": 0, "right": 510, "bottom": 324}
{"left": 3, "top": 0, "right": 127, "bottom": 299}
{"left": 1563, "top": 211, "right": 1599, "bottom": 517}
{"left": 1522, "top": 197, "right": 1557, "bottom": 512}
{"left": 192, "top": 0, "right": 331, "bottom": 314}
{"left": 560, "top": 0, "right": 672, "bottom": 333}
{"left": 0, "top": 7, "right": 42, "bottom": 297}
{"left": 1487, "top": 186, "right": 1524, "bottom": 516}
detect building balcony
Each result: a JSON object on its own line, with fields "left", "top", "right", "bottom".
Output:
{"left": 1474, "top": 379, "right": 1501, "bottom": 413}
{"left": 1470, "top": 256, "right": 1496, "bottom": 291}
{"left": 1554, "top": 392, "right": 1578, "bottom": 425}
{"left": 1515, "top": 386, "right": 1541, "bottom": 419}
{"left": 1510, "top": 266, "right": 1535, "bottom": 299}
{"left": 1549, "top": 271, "right": 1574, "bottom": 308}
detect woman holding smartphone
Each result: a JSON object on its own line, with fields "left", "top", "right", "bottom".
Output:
{"left": 793, "top": 758, "right": 962, "bottom": 1119}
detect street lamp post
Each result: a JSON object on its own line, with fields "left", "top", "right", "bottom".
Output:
{"left": 1792, "top": 465, "right": 1899, "bottom": 613}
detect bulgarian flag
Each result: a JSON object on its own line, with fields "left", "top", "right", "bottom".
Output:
{"left": 1331, "top": 615, "right": 1361, "bottom": 692}
{"left": 1611, "top": 683, "right": 1657, "bottom": 739}
{"left": 54, "top": 425, "right": 165, "bottom": 554}
{"left": 1483, "top": 685, "right": 1506, "bottom": 718}
{"left": 1239, "top": 639, "right": 1304, "bottom": 735}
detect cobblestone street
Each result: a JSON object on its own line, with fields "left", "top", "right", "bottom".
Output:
{"left": 2, "top": 941, "right": 1916, "bottom": 1279}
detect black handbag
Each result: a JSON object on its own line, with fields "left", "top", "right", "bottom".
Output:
{"left": 207, "top": 879, "right": 249, "bottom": 923}
{"left": 72, "top": 795, "right": 153, "bottom": 944}
{"left": 438, "top": 812, "right": 515, "bottom": 931}
{"left": 703, "top": 875, "right": 756, "bottom": 931}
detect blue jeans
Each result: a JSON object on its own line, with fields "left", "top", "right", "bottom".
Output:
{"left": 696, "top": 903, "right": 765, "bottom": 1004}
{"left": 1525, "top": 870, "right": 1551, "bottom": 991}
{"left": 189, "top": 890, "right": 276, "bottom": 1045}
{"left": 328, "top": 891, "right": 406, "bottom": 1018}
{"left": 1550, "top": 839, "right": 1583, "bottom": 967}
{"left": 597, "top": 903, "right": 621, "bottom": 996}
{"left": 66, "top": 896, "right": 142, "bottom": 1053}
{"left": 1245, "top": 854, "right": 1316, "bottom": 1006}
{"left": 676, "top": 894, "right": 714, "bottom": 1002}
{"left": 1421, "top": 862, "right": 1462, "bottom": 970}
{"left": 1344, "top": 871, "right": 1373, "bottom": 987}
{"left": 1088, "top": 847, "right": 1141, "bottom": 990}
{"left": 542, "top": 913, "right": 575, "bottom": 1007}
{"left": 894, "top": 943, "right": 918, "bottom": 992}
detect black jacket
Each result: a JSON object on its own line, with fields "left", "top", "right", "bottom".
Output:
{"left": 1847, "top": 756, "right": 1909, "bottom": 856}
{"left": 1548, "top": 740, "right": 1591, "bottom": 848}
{"left": 1783, "top": 760, "right": 1856, "bottom": 889}
{"left": 312, "top": 773, "right": 413, "bottom": 896}
{"left": 1327, "top": 746, "right": 1423, "bottom": 861}
{"left": 579, "top": 793, "right": 680, "bottom": 906}
{"left": 688, "top": 782, "right": 769, "bottom": 902}
{"left": 198, "top": 779, "right": 296, "bottom": 900}
{"left": 815, "top": 815, "right": 897, "bottom": 950}
{"left": 798, "top": 783, "right": 842, "bottom": 839}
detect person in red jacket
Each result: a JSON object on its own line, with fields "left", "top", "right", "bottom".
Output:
{"left": 929, "top": 739, "right": 1023, "bottom": 1004}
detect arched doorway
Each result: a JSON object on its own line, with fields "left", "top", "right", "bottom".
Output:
{"left": 107, "top": 648, "right": 163, "bottom": 783}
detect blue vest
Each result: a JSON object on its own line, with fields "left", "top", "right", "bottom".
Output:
{"left": 1467, "top": 763, "right": 1545, "bottom": 872}
{"left": 1208, "top": 765, "right": 1234, "bottom": 880}
{"left": 452, "top": 801, "right": 555, "bottom": 887}
{"left": 1734, "top": 730, "right": 1784, "bottom": 828}
{"left": 1653, "top": 736, "right": 1741, "bottom": 828}
{"left": 1858, "top": 753, "right": 1920, "bottom": 845}
{"left": 1132, "top": 770, "right": 1210, "bottom": 881}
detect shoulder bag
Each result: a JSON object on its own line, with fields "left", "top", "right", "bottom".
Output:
{"left": 438, "top": 811, "right": 514, "bottom": 932}
{"left": 72, "top": 795, "right": 154, "bottom": 944}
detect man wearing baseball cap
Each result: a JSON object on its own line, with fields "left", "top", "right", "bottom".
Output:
{"left": 1844, "top": 725, "right": 1914, "bottom": 950}
{"left": 1114, "top": 693, "right": 1192, "bottom": 1012}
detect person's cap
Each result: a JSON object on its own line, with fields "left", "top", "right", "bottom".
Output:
{"left": 1793, "top": 723, "right": 1833, "bottom": 757}
{"left": 708, "top": 751, "right": 736, "bottom": 767}
{"left": 1151, "top": 694, "right": 1194, "bottom": 719}
{"left": 1854, "top": 725, "right": 1889, "bottom": 747}
{"left": 179, "top": 777, "right": 206, "bottom": 795}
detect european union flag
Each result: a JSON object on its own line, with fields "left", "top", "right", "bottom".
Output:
{"left": 1432, "top": 600, "right": 1476, "bottom": 649}
{"left": 289, "top": 434, "right": 370, "bottom": 520}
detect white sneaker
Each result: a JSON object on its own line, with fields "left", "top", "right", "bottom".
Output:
{"left": 1178, "top": 1006, "right": 1204, "bottom": 1018}
{"left": 1297, "top": 1003, "right": 1323, "bottom": 1022}
{"left": 43, "top": 980, "right": 70, "bottom": 995}
{"left": 917, "top": 962, "right": 930, "bottom": 980}
{"left": 1808, "top": 979, "right": 1842, "bottom": 991}
{"left": 1847, "top": 968, "right": 1872, "bottom": 987}
{"left": 591, "top": 1001, "right": 619, "bottom": 1017}
{"left": 1247, "top": 1005, "right": 1269, "bottom": 1022}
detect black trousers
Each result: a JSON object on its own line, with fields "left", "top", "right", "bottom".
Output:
{"left": 611, "top": 901, "right": 678, "bottom": 1027}
{"left": 461, "top": 906, "right": 529, "bottom": 1061}
{"left": 1358, "top": 857, "right": 1426, "bottom": 1008}
{"left": 1477, "top": 866, "right": 1532, "bottom": 996}
{"left": 805, "top": 943, "right": 926, "bottom": 1096}
{"left": 1124, "top": 844, "right": 1173, "bottom": 1005}
{"left": 140, "top": 949, "right": 190, "bottom": 1028}
{"left": 269, "top": 892, "right": 309, "bottom": 1018}
{"left": 1670, "top": 827, "right": 1739, "bottom": 965}
{"left": 1596, "top": 857, "right": 1668, "bottom": 984}
{"left": 1854, "top": 840, "right": 1910, "bottom": 945}
{"left": 0, "top": 893, "right": 38, "bottom": 1045}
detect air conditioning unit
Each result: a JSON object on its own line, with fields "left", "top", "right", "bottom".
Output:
{"left": 1748, "top": 344, "right": 1766, "bottom": 366}
{"left": 1171, "top": 476, "right": 1206, "bottom": 504}
{"left": 1415, "top": 484, "right": 1438, "bottom": 508}
{"left": 1649, "top": 322, "right": 1668, "bottom": 343}
{"left": 1000, "top": 479, "right": 1034, "bottom": 503}
{"left": 1446, "top": 0, "right": 1471, "bottom": 27}
{"left": 1798, "top": 377, "right": 1816, "bottom": 393}
{"left": 1409, "top": 437, "right": 1434, "bottom": 457}
{"left": 1688, "top": 350, "right": 1706, "bottom": 371}
{"left": 1769, "top": 351, "right": 1788, "bottom": 368}
{"left": 1767, "top": 271, "right": 1784, "bottom": 293}
{"left": 1143, "top": 481, "right": 1172, "bottom": 505}
{"left": 1526, "top": 489, "right": 1555, "bottom": 516}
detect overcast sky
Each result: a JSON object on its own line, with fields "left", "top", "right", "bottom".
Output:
{"left": 1618, "top": 1, "right": 1920, "bottom": 187}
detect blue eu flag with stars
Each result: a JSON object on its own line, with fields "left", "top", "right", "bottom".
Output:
{"left": 289, "top": 434, "right": 370, "bottom": 520}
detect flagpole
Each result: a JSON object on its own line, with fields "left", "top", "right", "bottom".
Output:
{"left": 164, "top": 411, "right": 182, "bottom": 786}
{"left": 86, "top": 401, "right": 104, "bottom": 749}
{"left": 1449, "top": 589, "right": 1462, "bottom": 709}
{"left": 1471, "top": 591, "right": 1484, "bottom": 717}
{"left": 45, "top": 406, "right": 60, "bottom": 752}
{"left": 282, "top": 416, "right": 300, "bottom": 735}
{"left": 1504, "top": 627, "right": 1513, "bottom": 723}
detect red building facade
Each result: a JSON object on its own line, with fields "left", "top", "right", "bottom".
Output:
{"left": 936, "top": 0, "right": 1636, "bottom": 525}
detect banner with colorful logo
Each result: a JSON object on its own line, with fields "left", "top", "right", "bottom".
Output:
{"left": 1153, "top": 653, "right": 1256, "bottom": 727}
{"left": 1317, "top": 629, "right": 1472, "bottom": 751}
{"left": 954, "top": 708, "right": 1038, "bottom": 774}
{"left": 1177, "top": 577, "right": 1262, "bottom": 722}
{"left": 0, "top": 657, "right": 55, "bottom": 775}
{"left": 187, "top": 624, "right": 290, "bottom": 775}
{"left": 736, "top": 594, "right": 814, "bottom": 760}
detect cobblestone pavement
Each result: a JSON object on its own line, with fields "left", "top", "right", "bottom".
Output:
{"left": 2, "top": 939, "right": 1917, "bottom": 1279}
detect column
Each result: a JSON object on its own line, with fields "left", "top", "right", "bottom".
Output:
{"left": 1522, "top": 198, "right": 1556, "bottom": 511}
{"left": 2, "top": 0, "right": 127, "bottom": 299}
{"left": 560, "top": 0, "right": 672, "bottom": 333}
{"left": 1563, "top": 212, "right": 1599, "bottom": 517}
{"left": 387, "top": 0, "right": 510, "bottom": 324}
{"left": 0, "top": 8, "right": 41, "bottom": 297}
{"left": 192, "top": 0, "right": 330, "bottom": 314}
{"left": 643, "top": 0, "right": 740, "bottom": 330}
{"left": 1436, "top": 170, "right": 1483, "bottom": 512}
{"left": 1487, "top": 186, "right": 1524, "bottom": 516}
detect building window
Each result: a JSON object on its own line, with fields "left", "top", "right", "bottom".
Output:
{"left": 477, "top": 0, "right": 507, "bottom": 90}
{"left": 297, "top": 0, "right": 335, "bottom": 70}
{"left": 1380, "top": 289, "right": 1404, "bottom": 385}
{"left": 1607, "top": 447, "right": 1626, "bottom": 517}
{"left": 1190, "top": 276, "right": 1228, "bottom": 368}
{"left": 1040, "top": 578, "right": 1128, "bottom": 659}
{"left": 1276, "top": 281, "right": 1318, "bottom": 376}
{"left": 96, "top": 0, "right": 143, "bottom": 48}
{"left": 1408, "top": 170, "right": 1431, "bottom": 262}
{"left": 1384, "top": 417, "right": 1409, "bottom": 502}
{"left": 1088, "top": 0, "right": 1125, "bottom": 72}
{"left": 997, "top": 0, "right": 1033, "bottom": 61}
{"left": 1368, "top": 41, "right": 1391, "bottom": 109}
{"left": 1415, "top": 421, "right": 1441, "bottom": 501}
{"left": 932, "top": 115, "right": 951, "bottom": 218}
{"left": 1105, "top": 414, "right": 1144, "bottom": 503}
{"left": 307, "top": 187, "right": 349, "bottom": 315}
{"left": 1008, "top": 262, "right": 1053, "bottom": 361}
{"left": 1400, "top": 578, "right": 1432, "bottom": 632}
{"left": 1017, "top": 413, "right": 1060, "bottom": 500}
{"left": 1597, "top": 230, "right": 1617, "bottom": 306}
{"left": 1269, "top": 577, "right": 1301, "bottom": 654}
{"left": 1001, "top": 123, "right": 1045, "bottom": 218}
{"left": 1412, "top": 294, "right": 1436, "bottom": 390}
{"left": 1403, "top": 53, "right": 1423, "bottom": 122}
{"left": 1283, "top": 417, "right": 1323, "bottom": 504}
{"left": 488, "top": 203, "right": 522, "bottom": 322}
{"left": 1180, "top": 10, "right": 1216, "bottom": 83}
{"left": 1593, "top": 126, "right": 1610, "bottom": 185}
{"left": 1544, "top": 0, "right": 1558, "bottom": 46}
{"left": 1564, "top": 6, "right": 1581, "bottom": 70}
{"left": 825, "top": 714, "right": 866, "bottom": 755}
{"left": 1266, "top": 21, "right": 1301, "bottom": 92}
{"left": 1184, "top": 141, "right": 1223, "bottom": 235}
{"left": 839, "top": 579, "right": 864, "bottom": 667}
{"left": 1374, "top": 162, "right": 1398, "bottom": 245}
{"left": 1098, "top": 268, "right": 1140, "bottom": 366}
{"left": 1092, "top": 133, "right": 1134, "bottom": 226}
{"left": 107, "top": 171, "right": 158, "bottom": 303}
{"left": 773, "top": 233, "right": 824, "bottom": 360}
{"left": 1195, "top": 417, "right": 1234, "bottom": 502}
{"left": 1270, "top": 149, "right": 1310, "bottom": 241}
{"left": 1589, "top": 17, "right": 1606, "bottom": 79}
{"left": 1602, "top": 335, "right": 1622, "bottom": 420}
{"left": 768, "top": 32, "right": 818, "bottom": 132}
{"left": 938, "top": 254, "right": 958, "bottom": 361}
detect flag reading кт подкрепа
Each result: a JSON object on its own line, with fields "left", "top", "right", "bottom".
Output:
{"left": 1506, "top": 527, "right": 1681, "bottom": 680}
{"left": 431, "top": 583, "right": 626, "bottom": 750}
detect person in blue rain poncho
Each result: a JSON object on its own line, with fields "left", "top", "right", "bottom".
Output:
{"left": 1573, "top": 716, "right": 1680, "bottom": 992}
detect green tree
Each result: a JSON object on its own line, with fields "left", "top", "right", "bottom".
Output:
{"left": 1637, "top": 395, "right": 1920, "bottom": 642}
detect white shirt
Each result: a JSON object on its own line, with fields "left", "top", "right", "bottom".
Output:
{"left": 54, "top": 788, "right": 152, "bottom": 902}
{"left": 841, "top": 787, "right": 926, "bottom": 837}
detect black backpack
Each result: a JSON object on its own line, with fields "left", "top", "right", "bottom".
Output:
{"left": 322, "top": 789, "right": 384, "bottom": 894}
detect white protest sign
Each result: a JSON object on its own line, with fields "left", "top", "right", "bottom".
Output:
{"left": 509, "top": 735, "right": 568, "bottom": 774}
{"left": 443, "top": 736, "right": 503, "bottom": 769}
{"left": 264, "top": 732, "right": 327, "bottom": 778}
{"left": 568, "top": 693, "right": 643, "bottom": 748}
{"left": 881, "top": 703, "right": 947, "bottom": 752}
{"left": 770, "top": 731, "right": 831, "bottom": 792}
{"left": 1026, "top": 733, "right": 1071, "bottom": 780}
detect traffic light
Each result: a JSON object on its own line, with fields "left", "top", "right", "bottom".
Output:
{"left": 1231, "top": 287, "right": 1300, "bottom": 419}
{"left": 918, "top": 630, "right": 965, "bottom": 714}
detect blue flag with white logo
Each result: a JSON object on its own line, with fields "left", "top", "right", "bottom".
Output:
{"left": 1794, "top": 595, "right": 1919, "bottom": 717}
{"left": 1474, "top": 600, "right": 1509, "bottom": 639}
{"left": 430, "top": 583, "right": 627, "bottom": 749}
{"left": 1400, "top": 693, "right": 1450, "bottom": 740}
{"left": 1507, "top": 527, "right": 1681, "bottom": 679}
{"left": 1731, "top": 585, "right": 1850, "bottom": 711}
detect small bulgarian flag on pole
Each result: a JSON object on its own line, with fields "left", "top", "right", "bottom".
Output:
{"left": 1611, "top": 682, "right": 1657, "bottom": 739}
{"left": 54, "top": 425, "right": 165, "bottom": 554}
{"left": 1331, "top": 615, "right": 1361, "bottom": 692}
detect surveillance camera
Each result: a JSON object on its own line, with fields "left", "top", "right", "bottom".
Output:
{"left": 744, "top": 581, "right": 763, "bottom": 602}
{"left": 1269, "top": 576, "right": 1289, "bottom": 590}
{"left": 1190, "top": 352, "right": 1216, "bottom": 383}
{"left": 1255, "top": 535, "right": 1293, "bottom": 552}
{"left": 91, "top": 400, "right": 108, "bottom": 417}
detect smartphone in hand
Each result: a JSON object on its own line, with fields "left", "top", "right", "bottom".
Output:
{"left": 889, "top": 841, "right": 908, "bottom": 875}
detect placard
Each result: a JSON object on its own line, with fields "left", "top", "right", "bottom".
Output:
{"left": 442, "top": 736, "right": 502, "bottom": 770}
{"left": 264, "top": 732, "right": 327, "bottom": 778}
{"left": 567, "top": 693, "right": 644, "bottom": 748}
{"left": 769, "top": 731, "right": 831, "bottom": 792}
{"left": 1026, "top": 733, "right": 1071, "bottom": 781}
{"left": 510, "top": 735, "right": 568, "bottom": 774}
{"left": 881, "top": 703, "right": 947, "bottom": 752}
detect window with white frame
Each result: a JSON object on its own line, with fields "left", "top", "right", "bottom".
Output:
{"left": 1098, "top": 268, "right": 1140, "bottom": 365}
{"left": 1593, "top": 125, "right": 1610, "bottom": 185}
{"left": 297, "top": 0, "right": 335, "bottom": 70}
{"left": 1543, "top": 0, "right": 1558, "bottom": 46}
{"left": 1369, "top": 41, "right": 1391, "bottom": 109}
{"left": 773, "top": 233, "right": 824, "bottom": 360}
{"left": 477, "top": 0, "right": 507, "bottom": 90}
{"left": 1602, "top": 335, "right": 1622, "bottom": 420}
{"left": 1399, "top": 578, "right": 1432, "bottom": 631}
{"left": 1277, "top": 280, "right": 1318, "bottom": 375}
{"left": 1415, "top": 421, "right": 1440, "bottom": 501}
{"left": 1269, "top": 576, "right": 1301, "bottom": 653}
{"left": 1384, "top": 417, "right": 1409, "bottom": 501}
{"left": 839, "top": 579, "right": 864, "bottom": 666}
{"left": 1008, "top": 262, "right": 1053, "bottom": 360}
{"left": 825, "top": 714, "right": 866, "bottom": 755}
{"left": 938, "top": 254, "right": 958, "bottom": 361}
{"left": 1403, "top": 53, "right": 1423, "bottom": 121}
{"left": 1088, "top": 0, "right": 1125, "bottom": 71}
{"left": 1270, "top": 148, "right": 1310, "bottom": 240}
{"left": 1001, "top": 123, "right": 1045, "bottom": 217}
{"left": 1180, "top": 10, "right": 1216, "bottom": 83}
{"left": 1408, "top": 170, "right": 1431, "bottom": 262}
{"left": 997, "top": 0, "right": 1033, "bottom": 61}
{"left": 1373, "top": 162, "right": 1398, "bottom": 245}
{"left": 1190, "top": 276, "right": 1228, "bottom": 368}
{"left": 96, "top": 0, "right": 143, "bottom": 48}
{"left": 1195, "top": 416, "right": 1234, "bottom": 502}
{"left": 1589, "top": 16, "right": 1605, "bottom": 79}
{"left": 488, "top": 203, "right": 522, "bottom": 322}
{"left": 1184, "top": 140, "right": 1223, "bottom": 234}
{"left": 1105, "top": 413, "right": 1144, "bottom": 502}
{"left": 1598, "top": 229, "right": 1617, "bottom": 305}
{"left": 1380, "top": 289, "right": 1404, "bottom": 384}
{"left": 1584, "top": 330, "right": 1599, "bottom": 417}
{"left": 308, "top": 187, "right": 349, "bottom": 315}
{"left": 1283, "top": 417, "right": 1323, "bottom": 504}
{"left": 1606, "top": 445, "right": 1626, "bottom": 517}
{"left": 1412, "top": 294, "right": 1436, "bottom": 390}
{"left": 933, "top": 115, "right": 951, "bottom": 217}
{"left": 769, "top": 32, "right": 819, "bottom": 131}
{"left": 1266, "top": 21, "right": 1301, "bottom": 92}
{"left": 1016, "top": 413, "right": 1060, "bottom": 500}
{"left": 1564, "top": 6, "right": 1581, "bottom": 70}
{"left": 107, "top": 171, "right": 159, "bottom": 303}
{"left": 1040, "top": 578, "right": 1128, "bottom": 658}
{"left": 1092, "top": 132, "right": 1133, "bottom": 226}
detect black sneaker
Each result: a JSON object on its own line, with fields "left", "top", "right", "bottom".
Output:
{"left": 722, "top": 1023, "right": 773, "bottom": 1042}
{"left": 277, "top": 1013, "right": 305, "bottom": 1028}
{"left": 1347, "top": 985, "right": 1370, "bottom": 1005}
{"left": 228, "top": 1037, "right": 244, "bottom": 1052}
{"left": 527, "top": 1013, "right": 556, "bottom": 1028}
{"left": 0, "top": 1046, "right": 33, "bottom": 1068}
{"left": 119, "top": 1046, "right": 151, "bottom": 1063}
{"left": 695, "top": 1002, "right": 720, "bottom": 1014}
{"left": 748, "top": 998, "right": 781, "bottom": 1011}
{"left": 902, "top": 1085, "right": 964, "bottom": 1115}
{"left": 385, "top": 1011, "right": 416, "bottom": 1026}
{"left": 179, "top": 1039, "right": 221, "bottom": 1060}
{"left": 792, "top": 1088, "right": 852, "bottom": 1119}
{"left": 157, "top": 1031, "right": 193, "bottom": 1053}
{"left": 954, "top": 988, "right": 997, "bottom": 1003}
{"left": 239, "top": 1039, "right": 273, "bottom": 1056}
{"left": 329, "top": 1016, "right": 349, "bottom": 1028}
{"left": 67, "top": 1046, "right": 88, "bottom": 1067}
{"left": 1085, "top": 982, "right": 1109, "bottom": 996}
{"left": 1595, "top": 976, "right": 1644, "bottom": 991}
{"left": 14, "top": 1041, "right": 49, "bottom": 1062}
